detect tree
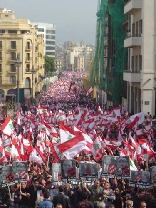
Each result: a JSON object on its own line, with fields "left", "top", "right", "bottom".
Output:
{"left": 44, "top": 55, "right": 55, "bottom": 74}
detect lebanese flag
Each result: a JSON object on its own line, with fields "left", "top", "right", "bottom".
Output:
{"left": 103, "top": 139, "right": 121, "bottom": 149}
{"left": 59, "top": 123, "right": 75, "bottom": 143}
{"left": 1, "top": 116, "right": 14, "bottom": 136}
{"left": 86, "top": 87, "right": 93, "bottom": 96}
{"left": 120, "top": 149, "right": 137, "bottom": 171}
{"left": 38, "top": 107, "right": 47, "bottom": 114}
{"left": 0, "top": 146, "right": 6, "bottom": 163}
{"left": 57, "top": 135, "right": 87, "bottom": 159}
{"left": 92, "top": 136, "right": 103, "bottom": 161}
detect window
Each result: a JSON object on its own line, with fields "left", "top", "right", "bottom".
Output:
{"left": 139, "top": 20, "right": 142, "bottom": 36}
{"left": 0, "top": 64, "right": 2, "bottom": 72}
{"left": 11, "top": 41, "right": 16, "bottom": 49}
{"left": 26, "top": 64, "right": 30, "bottom": 72}
{"left": 46, "top": 46, "right": 55, "bottom": 50}
{"left": 0, "top": 76, "right": 2, "bottom": 84}
{"left": 10, "top": 64, "right": 16, "bottom": 72}
{"left": 8, "top": 30, "right": 17, "bottom": 34}
{"left": 26, "top": 42, "right": 30, "bottom": 49}
{"left": 46, "top": 35, "right": 55, "bottom": 39}
{"left": 132, "top": 23, "right": 135, "bottom": 36}
{"left": 131, "top": 56, "right": 134, "bottom": 72}
{"left": 0, "top": 52, "right": 2, "bottom": 60}
{"left": 0, "top": 30, "right": 5, "bottom": 34}
{"left": 46, "top": 41, "right": 55, "bottom": 45}
{"left": 46, "top": 52, "right": 55, "bottom": 56}
{"left": 0, "top": 41, "right": 2, "bottom": 49}
{"left": 46, "top": 30, "right": 55, "bottom": 34}
{"left": 136, "top": 21, "right": 138, "bottom": 37}
{"left": 10, "top": 76, "right": 16, "bottom": 84}
{"left": 135, "top": 56, "right": 138, "bottom": 72}
{"left": 38, "top": 28, "right": 44, "bottom": 32}
{"left": 139, "top": 55, "right": 142, "bottom": 71}
{"left": 26, "top": 53, "right": 30, "bottom": 61}
{"left": 10, "top": 52, "right": 16, "bottom": 60}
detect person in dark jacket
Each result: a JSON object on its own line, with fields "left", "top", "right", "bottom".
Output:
{"left": 27, "top": 179, "right": 42, "bottom": 208}
{"left": 113, "top": 188, "right": 124, "bottom": 208}
{"left": 53, "top": 186, "right": 71, "bottom": 208}
{"left": 76, "top": 193, "right": 94, "bottom": 208}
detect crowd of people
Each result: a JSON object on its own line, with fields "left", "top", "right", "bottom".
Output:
{"left": 0, "top": 71, "right": 156, "bottom": 208}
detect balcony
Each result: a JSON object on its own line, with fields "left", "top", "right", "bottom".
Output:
{"left": 124, "top": 0, "right": 142, "bottom": 14}
{"left": 10, "top": 69, "right": 17, "bottom": 73}
{"left": 25, "top": 46, "right": 31, "bottom": 51}
{"left": 10, "top": 46, "right": 17, "bottom": 50}
{"left": 25, "top": 68, "right": 31, "bottom": 73}
{"left": 25, "top": 57, "right": 31, "bottom": 62}
{"left": 9, "top": 57, "right": 16, "bottom": 62}
{"left": 0, "top": 80, "right": 16, "bottom": 85}
{"left": 123, "top": 70, "right": 141, "bottom": 82}
{"left": 124, "top": 34, "right": 142, "bottom": 48}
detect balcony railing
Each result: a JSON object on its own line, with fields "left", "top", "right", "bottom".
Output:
{"left": 10, "top": 69, "right": 17, "bottom": 73}
{"left": 10, "top": 46, "right": 17, "bottom": 50}
{"left": 25, "top": 46, "right": 31, "bottom": 50}
{"left": 25, "top": 68, "right": 31, "bottom": 72}
{"left": 0, "top": 80, "right": 16, "bottom": 85}
{"left": 125, "top": 33, "right": 142, "bottom": 39}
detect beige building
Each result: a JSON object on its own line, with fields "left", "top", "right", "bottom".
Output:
{"left": 123, "top": 0, "right": 156, "bottom": 115}
{"left": 0, "top": 8, "right": 45, "bottom": 102}
{"left": 55, "top": 59, "right": 62, "bottom": 72}
{"left": 74, "top": 55, "right": 85, "bottom": 72}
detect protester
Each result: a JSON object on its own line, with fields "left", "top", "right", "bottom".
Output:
{"left": 0, "top": 71, "right": 156, "bottom": 208}
{"left": 38, "top": 189, "right": 53, "bottom": 208}
{"left": 53, "top": 185, "right": 71, "bottom": 208}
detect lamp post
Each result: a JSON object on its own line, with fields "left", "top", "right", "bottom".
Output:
{"left": 31, "top": 65, "right": 36, "bottom": 100}
{"left": 15, "top": 54, "right": 22, "bottom": 108}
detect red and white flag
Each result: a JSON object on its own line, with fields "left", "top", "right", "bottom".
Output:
{"left": 57, "top": 135, "right": 87, "bottom": 159}
{"left": 1, "top": 116, "right": 14, "bottom": 136}
{"left": 86, "top": 87, "right": 93, "bottom": 96}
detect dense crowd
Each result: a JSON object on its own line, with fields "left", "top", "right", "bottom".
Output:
{"left": 0, "top": 72, "right": 156, "bottom": 208}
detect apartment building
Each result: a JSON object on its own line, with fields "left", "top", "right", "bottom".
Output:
{"left": 64, "top": 45, "right": 94, "bottom": 72}
{"left": 31, "top": 22, "right": 56, "bottom": 58}
{"left": 74, "top": 55, "right": 85, "bottom": 72}
{"left": 123, "top": 0, "right": 156, "bottom": 115}
{"left": 0, "top": 8, "right": 45, "bottom": 101}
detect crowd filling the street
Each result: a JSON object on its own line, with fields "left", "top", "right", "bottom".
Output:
{"left": 0, "top": 71, "right": 156, "bottom": 208}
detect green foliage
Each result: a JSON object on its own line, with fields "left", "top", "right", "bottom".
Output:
{"left": 44, "top": 55, "right": 55, "bottom": 73}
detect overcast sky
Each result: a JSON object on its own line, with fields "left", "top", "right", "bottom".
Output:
{"left": 1, "top": 0, "right": 97, "bottom": 44}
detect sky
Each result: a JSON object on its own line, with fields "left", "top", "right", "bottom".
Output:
{"left": 1, "top": 0, "right": 97, "bottom": 44}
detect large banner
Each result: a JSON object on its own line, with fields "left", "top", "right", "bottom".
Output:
{"left": 102, "top": 156, "right": 130, "bottom": 179}
{"left": 52, "top": 163, "right": 61, "bottom": 182}
{"left": 102, "top": 156, "right": 118, "bottom": 178}
{"left": 12, "top": 162, "right": 28, "bottom": 182}
{"left": 79, "top": 162, "right": 98, "bottom": 180}
{"left": 61, "top": 160, "right": 76, "bottom": 179}
{"left": 116, "top": 156, "right": 130, "bottom": 179}
{"left": 130, "top": 170, "right": 151, "bottom": 188}
{"left": 2, "top": 166, "right": 13, "bottom": 184}
{"left": 150, "top": 166, "right": 156, "bottom": 186}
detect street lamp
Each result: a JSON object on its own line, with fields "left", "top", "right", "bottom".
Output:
{"left": 31, "top": 65, "right": 36, "bottom": 100}
{"left": 15, "top": 54, "right": 22, "bottom": 107}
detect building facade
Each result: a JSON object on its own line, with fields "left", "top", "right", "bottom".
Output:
{"left": 0, "top": 8, "right": 45, "bottom": 101}
{"left": 31, "top": 22, "right": 56, "bottom": 58}
{"left": 123, "top": 0, "right": 156, "bottom": 115}
{"left": 64, "top": 45, "right": 94, "bottom": 72}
